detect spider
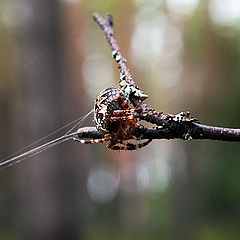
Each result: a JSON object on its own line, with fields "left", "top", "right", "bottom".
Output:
{"left": 73, "top": 87, "right": 160, "bottom": 150}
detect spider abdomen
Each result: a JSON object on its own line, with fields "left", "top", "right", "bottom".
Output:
{"left": 94, "top": 87, "right": 126, "bottom": 132}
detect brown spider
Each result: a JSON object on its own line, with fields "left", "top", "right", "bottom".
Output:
{"left": 73, "top": 87, "right": 160, "bottom": 150}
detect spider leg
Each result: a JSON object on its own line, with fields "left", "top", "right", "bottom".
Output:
{"left": 72, "top": 134, "right": 111, "bottom": 144}
{"left": 110, "top": 111, "right": 161, "bottom": 121}
{"left": 113, "top": 107, "right": 156, "bottom": 116}
{"left": 115, "top": 93, "right": 129, "bottom": 110}
{"left": 107, "top": 139, "right": 152, "bottom": 151}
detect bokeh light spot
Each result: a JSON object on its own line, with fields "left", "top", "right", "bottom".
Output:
{"left": 87, "top": 164, "right": 119, "bottom": 203}
{"left": 166, "top": 0, "right": 199, "bottom": 16}
{"left": 209, "top": 0, "right": 240, "bottom": 26}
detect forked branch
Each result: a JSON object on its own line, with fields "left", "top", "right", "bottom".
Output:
{"left": 77, "top": 13, "right": 240, "bottom": 143}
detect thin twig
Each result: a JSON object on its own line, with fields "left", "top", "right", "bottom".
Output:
{"left": 93, "top": 13, "right": 135, "bottom": 89}
{"left": 93, "top": 13, "right": 149, "bottom": 103}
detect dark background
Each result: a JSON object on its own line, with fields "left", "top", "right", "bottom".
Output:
{"left": 0, "top": 0, "right": 240, "bottom": 239}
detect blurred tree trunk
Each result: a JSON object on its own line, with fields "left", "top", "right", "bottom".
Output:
{"left": 12, "top": 1, "right": 87, "bottom": 239}
{"left": 170, "top": 142, "right": 201, "bottom": 240}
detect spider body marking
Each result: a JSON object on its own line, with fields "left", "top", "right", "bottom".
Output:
{"left": 94, "top": 88, "right": 126, "bottom": 133}
{"left": 73, "top": 87, "right": 159, "bottom": 150}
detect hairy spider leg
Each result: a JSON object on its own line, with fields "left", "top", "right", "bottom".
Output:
{"left": 107, "top": 139, "right": 152, "bottom": 150}
{"left": 115, "top": 93, "right": 129, "bottom": 110}
{"left": 113, "top": 107, "right": 156, "bottom": 115}
{"left": 110, "top": 111, "right": 161, "bottom": 121}
{"left": 72, "top": 134, "right": 111, "bottom": 144}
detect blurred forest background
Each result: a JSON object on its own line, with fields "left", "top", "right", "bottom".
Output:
{"left": 0, "top": 0, "right": 240, "bottom": 239}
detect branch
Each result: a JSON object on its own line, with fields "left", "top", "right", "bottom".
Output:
{"left": 77, "top": 123, "right": 240, "bottom": 142}
{"left": 93, "top": 14, "right": 134, "bottom": 86}
{"left": 91, "top": 13, "right": 240, "bottom": 143}
{"left": 93, "top": 13, "right": 148, "bottom": 102}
